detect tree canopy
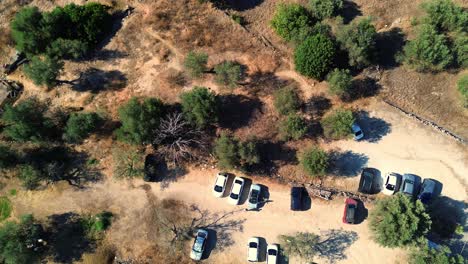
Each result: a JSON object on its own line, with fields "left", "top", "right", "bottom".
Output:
{"left": 213, "top": 133, "right": 239, "bottom": 170}
{"left": 421, "top": 0, "right": 467, "bottom": 33}
{"left": 273, "top": 86, "right": 301, "bottom": 116}
{"left": 321, "top": 108, "right": 355, "bottom": 140}
{"left": 409, "top": 243, "right": 466, "bottom": 264}
{"left": 309, "top": 0, "right": 344, "bottom": 20}
{"left": 294, "top": 34, "right": 336, "bottom": 80}
{"left": 299, "top": 147, "right": 329, "bottom": 177}
{"left": 457, "top": 74, "right": 468, "bottom": 107}
{"left": 180, "top": 86, "right": 218, "bottom": 128}
{"left": 270, "top": 4, "right": 314, "bottom": 42}
{"left": 279, "top": 114, "right": 308, "bottom": 140}
{"left": 278, "top": 232, "right": 320, "bottom": 260}
{"left": 23, "top": 56, "right": 63, "bottom": 88}
{"left": 63, "top": 112, "right": 101, "bottom": 143}
{"left": 327, "top": 68, "right": 353, "bottom": 98}
{"left": 184, "top": 51, "right": 208, "bottom": 78}
{"left": 214, "top": 61, "right": 243, "bottom": 88}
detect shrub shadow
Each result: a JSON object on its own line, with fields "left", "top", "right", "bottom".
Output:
{"left": 226, "top": 0, "right": 264, "bottom": 11}
{"left": 71, "top": 68, "right": 127, "bottom": 93}
{"left": 316, "top": 229, "right": 359, "bottom": 263}
{"left": 376, "top": 27, "right": 405, "bottom": 69}
{"left": 303, "top": 95, "right": 332, "bottom": 119}
{"left": 244, "top": 141, "right": 297, "bottom": 176}
{"left": 91, "top": 49, "right": 128, "bottom": 61}
{"left": 343, "top": 78, "right": 381, "bottom": 102}
{"left": 340, "top": 1, "right": 362, "bottom": 24}
{"left": 356, "top": 111, "right": 392, "bottom": 143}
{"left": 159, "top": 164, "right": 188, "bottom": 190}
{"left": 218, "top": 94, "right": 263, "bottom": 130}
{"left": 329, "top": 150, "right": 369, "bottom": 177}
{"left": 245, "top": 72, "right": 292, "bottom": 97}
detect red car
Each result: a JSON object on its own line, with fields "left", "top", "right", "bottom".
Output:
{"left": 342, "top": 198, "right": 358, "bottom": 224}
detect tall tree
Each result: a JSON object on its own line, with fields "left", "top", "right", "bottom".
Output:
{"left": 23, "top": 56, "right": 63, "bottom": 88}
{"left": 10, "top": 7, "right": 46, "bottom": 56}
{"left": 180, "top": 86, "right": 218, "bottom": 128}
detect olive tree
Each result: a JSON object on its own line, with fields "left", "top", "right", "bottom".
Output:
{"left": 320, "top": 109, "right": 355, "bottom": 140}
{"left": 309, "top": 0, "right": 344, "bottom": 20}
{"left": 184, "top": 51, "right": 208, "bottom": 78}
{"left": 180, "top": 86, "right": 218, "bottom": 128}
{"left": 273, "top": 86, "right": 301, "bottom": 116}
{"left": 299, "top": 147, "right": 329, "bottom": 177}
{"left": 278, "top": 232, "right": 320, "bottom": 260}
{"left": 294, "top": 34, "right": 336, "bottom": 80}
{"left": 327, "top": 68, "right": 353, "bottom": 98}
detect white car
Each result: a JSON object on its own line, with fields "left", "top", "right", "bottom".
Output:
{"left": 247, "top": 237, "right": 260, "bottom": 262}
{"left": 212, "top": 172, "right": 228, "bottom": 198}
{"left": 382, "top": 172, "right": 402, "bottom": 195}
{"left": 228, "top": 177, "right": 245, "bottom": 205}
{"left": 266, "top": 244, "right": 279, "bottom": 264}
{"left": 352, "top": 123, "right": 364, "bottom": 140}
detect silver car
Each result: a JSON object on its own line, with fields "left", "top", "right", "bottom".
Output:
{"left": 247, "top": 184, "right": 262, "bottom": 210}
{"left": 190, "top": 229, "right": 208, "bottom": 260}
{"left": 352, "top": 123, "right": 364, "bottom": 140}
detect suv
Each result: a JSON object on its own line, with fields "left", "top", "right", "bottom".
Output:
{"left": 290, "top": 187, "right": 304, "bottom": 211}
{"left": 400, "top": 174, "right": 421, "bottom": 198}
{"left": 247, "top": 184, "right": 262, "bottom": 210}
{"left": 358, "top": 168, "right": 375, "bottom": 194}
{"left": 228, "top": 177, "right": 245, "bottom": 205}
{"left": 212, "top": 172, "right": 228, "bottom": 198}
{"left": 190, "top": 229, "right": 208, "bottom": 260}
{"left": 266, "top": 244, "right": 279, "bottom": 264}
{"left": 247, "top": 237, "right": 260, "bottom": 262}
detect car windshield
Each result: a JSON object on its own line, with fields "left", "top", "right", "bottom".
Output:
{"left": 346, "top": 206, "right": 355, "bottom": 221}
{"left": 249, "top": 242, "right": 258, "bottom": 248}
{"left": 355, "top": 131, "right": 362, "bottom": 136}
{"left": 230, "top": 193, "right": 239, "bottom": 199}
{"left": 268, "top": 249, "right": 277, "bottom": 255}
{"left": 193, "top": 237, "right": 204, "bottom": 252}
{"left": 214, "top": 185, "right": 223, "bottom": 192}
{"left": 404, "top": 180, "right": 414, "bottom": 193}
{"left": 249, "top": 190, "right": 259, "bottom": 203}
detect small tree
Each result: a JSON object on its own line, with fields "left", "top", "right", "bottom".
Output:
{"left": 327, "top": 68, "right": 353, "bottom": 98}
{"left": 270, "top": 4, "right": 314, "bottom": 42}
{"left": 63, "top": 112, "right": 101, "bottom": 143}
{"left": 457, "top": 75, "right": 468, "bottom": 107}
{"left": 214, "top": 133, "right": 238, "bottom": 170}
{"left": 321, "top": 109, "right": 355, "bottom": 140}
{"left": 238, "top": 139, "right": 260, "bottom": 166}
{"left": 421, "top": 0, "right": 467, "bottom": 32}
{"left": 180, "top": 86, "right": 218, "bottom": 128}
{"left": 309, "top": 0, "right": 344, "bottom": 20}
{"left": 46, "top": 38, "right": 88, "bottom": 60}
{"left": 214, "top": 61, "right": 243, "bottom": 88}
{"left": 184, "top": 51, "right": 208, "bottom": 78}
{"left": 273, "top": 86, "right": 301, "bottom": 116}
{"left": 294, "top": 34, "right": 336, "bottom": 80}
{"left": 409, "top": 243, "right": 465, "bottom": 264}
{"left": 453, "top": 32, "right": 467, "bottom": 68}
{"left": 112, "top": 145, "right": 145, "bottom": 179}
{"left": 278, "top": 232, "right": 320, "bottom": 260}
{"left": 10, "top": 6, "right": 46, "bottom": 56}
{"left": 115, "top": 97, "right": 165, "bottom": 145}
{"left": 23, "top": 56, "right": 63, "bottom": 88}
{"left": 402, "top": 24, "right": 453, "bottom": 72}
{"left": 279, "top": 114, "right": 308, "bottom": 141}
{"left": 299, "top": 147, "right": 329, "bottom": 177}
{"left": 369, "top": 194, "right": 431, "bottom": 248}
{"left": 18, "top": 165, "right": 42, "bottom": 190}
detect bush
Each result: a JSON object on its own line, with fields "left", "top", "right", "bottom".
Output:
{"left": 457, "top": 75, "right": 468, "bottom": 107}
{"left": 184, "top": 51, "right": 208, "bottom": 78}
{"left": 63, "top": 112, "right": 101, "bottom": 143}
{"left": 299, "top": 147, "right": 329, "bottom": 177}
{"left": 10, "top": 7, "right": 46, "bottom": 56}
{"left": 294, "top": 34, "right": 336, "bottom": 80}
{"left": 112, "top": 145, "right": 145, "bottom": 179}
{"left": 309, "top": 0, "right": 344, "bottom": 20}
{"left": 279, "top": 114, "right": 308, "bottom": 140}
{"left": 273, "top": 86, "right": 301, "bottom": 115}
{"left": 18, "top": 165, "right": 42, "bottom": 190}
{"left": 327, "top": 68, "right": 352, "bottom": 97}
{"left": 214, "top": 61, "right": 243, "bottom": 88}
{"left": 238, "top": 139, "right": 260, "bottom": 166}
{"left": 23, "top": 56, "right": 63, "bottom": 88}
{"left": 46, "top": 38, "right": 88, "bottom": 60}
{"left": 270, "top": 4, "right": 313, "bottom": 42}
{"left": 336, "top": 18, "right": 377, "bottom": 69}
{"left": 214, "top": 133, "right": 238, "bottom": 170}
{"left": 0, "top": 197, "right": 12, "bottom": 222}
{"left": 369, "top": 194, "right": 431, "bottom": 248}
{"left": 402, "top": 24, "right": 453, "bottom": 72}
{"left": 410, "top": 244, "right": 465, "bottom": 264}
{"left": 81, "top": 211, "right": 113, "bottom": 238}
{"left": 321, "top": 109, "right": 355, "bottom": 140}
{"left": 453, "top": 32, "right": 467, "bottom": 68}
{"left": 278, "top": 232, "right": 319, "bottom": 260}
{"left": 180, "top": 86, "right": 218, "bottom": 128}
{"left": 422, "top": 0, "right": 467, "bottom": 32}
{"left": 115, "top": 97, "right": 165, "bottom": 145}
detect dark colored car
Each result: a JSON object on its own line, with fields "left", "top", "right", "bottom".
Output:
{"left": 290, "top": 187, "right": 304, "bottom": 211}
{"left": 400, "top": 174, "right": 421, "bottom": 198}
{"left": 342, "top": 198, "right": 358, "bottom": 224}
{"left": 358, "top": 168, "right": 375, "bottom": 194}
{"left": 418, "top": 179, "right": 438, "bottom": 204}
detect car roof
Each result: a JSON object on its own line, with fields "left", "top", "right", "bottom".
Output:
{"left": 232, "top": 181, "right": 243, "bottom": 194}
{"left": 215, "top": 174, "right": 227, "bottom": 185}
{"left": 403, "top": 174, "right": 417, "bottom": 180}
{"left": 234, "top": 177, "right": 244, "bottom": 183}
{"left": 250, "top": 184, "right": 261, "bottom": 191}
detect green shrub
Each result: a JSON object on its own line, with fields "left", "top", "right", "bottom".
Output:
{"left": 278, "top": 232, "right": 320, "bottom": 260}
{"left": 10, "top": 7, "right": 46, "bottom": 56}
{"left": 238, "top": 140, "right": 260, "bottom": 166}
{"left": 457, "top": 75, "right": 468, "bottom": 107}
{"left": 402, "top": 24, "right": 453, "bottom": 72}
{"left": 294, "top": 34, "right": 336, "bottom": 80}
{"left": 46, "top": 38, "right": 88, "bottom": 60}
{"left": 327, "top": 68, "right": 352, "bottom": 97}
{"left": 18, "top": 165, "right": 42, "bottom": 190}
{"left": 180, "top": 86, "right": 218, "bottom": 128}
{"left": 270, "top": 4, "right": 314, "bottom": 42}
{"left": 421, "top": 0, "right": 467, "bottom": 32}
{"left": 112, "top": 145, "right": 145, "bottom": 179}
{"left": 369, "top": 194, "right": 431, "bottom": 248}
{"left": 321, "top": 109, "right": 355, "bottom": 140}
{"left": 63, "top": 112, "right": 101, "bottom": 143}
{"left": 214, "top": 133, "right": 239, "bottom": 170}
{"left": 273, "top": 86, "right": 301, "bottom": 115}
{"left": 184, "top": 51, "right": 208, "bottom": 78}
{"left": 279, "top": 114, "right": 308, "bottom": 140}
{"left": 453, "top": 32, "right": 467, "bottom": 68}
{"left": 410, "top": 244, "right": 465, "bottom": 264}
{"left": 23, "top": 56, "right": 63, "bottom": 88}
{"left": 231, "top": 14, "right": 245, "bottom": 25}
{"left": 81, "top": 211, "right": 113, "bottom": 238}
{"left": 0, "top": 197, "right": 12, "bottom": 222}
{"left": 299, "top": 147, "right": 329, "bottom": 177}
{"left": 115, "top": 97, "right": 165, "bottom": 145}
{"left": 309, "top": 0, "right": 344, "bottom": 20}
{"left": 214, "top": 61, "right": 243, "bottom": 88}
{"left": 336, "top": 17, "right": 377, "bottom": 69}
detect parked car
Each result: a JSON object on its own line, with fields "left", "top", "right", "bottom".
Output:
{"left": 290, "top": 187, "right": 304, "bottom": 211}
{"left": 190, "top": 229, "right": 208, "bottom": 260}
{"left": 351, "top": 123, "right": 364, "bottom": 140}
{"left": 267, "top": 244, "right": 279, "bottom": 264}
{"left": 358, "top": 168, "right": 375, "bottom": 194}
{"left": 400, "top": 174, "right": 421, "bottom": 198}
{"left": 418, "top": 179, "right": 438, "bottom": 204}
{"left": 212, "top": 172, "right": 228, "bottom": 198}
{"left": 342, "top": 198, "right": 358, "bottom": 224}
{"left": 382, "top": 172, "right": 401, "bottom": 195}
{"left": 247, "top": 237, "right": 260, "bottom": 262}
{"left": 228, "top": 177, "right": 245, "bottom": 205}
{"left": 247, "top": 184, "right": 262, "bottom": 210}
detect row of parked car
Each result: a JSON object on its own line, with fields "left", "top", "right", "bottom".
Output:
{"left": 212, "top": 172, "right": 263, "bottom": 210}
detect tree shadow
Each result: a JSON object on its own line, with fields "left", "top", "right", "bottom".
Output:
{"left": 339, "top": 1, "right": 362, "bottom": 24}
{"left": 218, "top": 94, "right": 263, "bottom": 130}
{"left": 316, "top": 229, "right": 359, "bottom": 263}
{"left": 46, "top": 212, "right": 95, "bottom": 263}
{"left": 243, "top": 140, "right": 297, "bottom": 176}
{"left": 245, "top": 72, "right": 292, "bottom": 97}
{"left": 329, "top": 150, "right": 369, "bottom": 177}
{"left": 376, "top": 27, "right": 405, "bottom": 69}
{"left": 159, "top": 164, "right": 188, "bottom": 190}
{"left": 91, "top": 49, "right": 128, "bottom": 61}
{"left": 355, "top": 200, "right": 368, "bottom": 224}
{"left": 94, "top": 7, "right": 134, "bottom": 51}
{"left": 356, "top": 111, "right": 392, "bottom": 143}
{"left": 225, "top": 0, "right": 264, "bottom": 11}
{"left": 427, "top": 196, "right": 467, "bottom": 240}
{"left": 257, "top": 184, "right": 271, "bottom": 209}
{"left": 343, "top": 78, "right": 381, "bottom": 102}
{"left": 303, "top": 95, "right": 332, "bottom": 119}
{"left": 71, "top": 68, "right": 127, "bottom": 93}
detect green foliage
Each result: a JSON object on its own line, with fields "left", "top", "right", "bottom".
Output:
{"left": 458, "top": 75, "right": 468, "bottom": 107}
{"left": 279, "top": 114, "right": 308, "bottom": 140}
{"left": 369, "top": 194, "right": 431, "bottom": 248}
{"left": 63, "top": 112, "right": 101, "bottom": 143}
{"left": 214, "top": 61, "right": 243, "bottom": 88}
{"left": 402, "top": 24, "right": 453, "bottom": 71}
{"left": 0, "top": 145, "right": 17, "bottom": 169}
{"left": 309, "top": 0, "right": 344, "bottom": 20}
{"left": 46, "top": 38, "right": 88, "bottom": 60}
{"left": 18, "top": 165, "right": 42, "bottom": 190}
{"left": 410, "top": 243, "right": 465, "bottom": 264}
{"left": 23, "top": 56, "right": 63, "bottom": 88}
{"left": 10, "top": 7, "right": 46, "bottom": 56}
{"left": 299, "top": 147, "right": 329, "bottom": 177}
{"left": 238, "top": 139, "right": 260, "bottom": 166}
{"left": 1, "top": 98, "right": 54, "bottom": 142}
{"left": 231, "top": 14, "right": 245, "bottom": 25}
{"left": 421, "top": 0, "right": 467, "bottom": 33}
{"left": 327, "top": 68, "right": 353, "bottom": 97}
{"left": 453, "top": 32, "right": 467, "bottom": 68}
{"left": 81, "top": 211, "right": 113, "bottom": 238}
{"left": 180, "top": 86, "right": 218, "bottom": 128}
{"left": 8, "top": 190, "right": 16, "bottom": 196}
{"left": 0, "top": 197, "right": 12, "bottom": 222}
{"left": 112, "top": 145, "right": 145, "bottom": 179}
{"left": 278, "top": 232, "right": 320, "bottom": 260}
{"left": 321, "top": 108, "right": 355, "bottom": 140}
{"left": 336, "top": 17, "right": 377, "bottom": 68}
{"left": 273, "top": 86, "right": 301, "bottom": 116}
{"left": 294, "top": 34, "right": 336, "bottom": 80}
{"left": 214, "top": 133, "right": 239, "bottom": 170}
{"left": 270, "top": 4, "right": 313, "bottom": 42}
{"left": 0, "top": 215, "right": 44, "bottom": 264}
{"left": 115, "top": 97, "right": 165, "bottom": 145}
{"left": 184, "top": 51, "right": 208, "bottom": 78}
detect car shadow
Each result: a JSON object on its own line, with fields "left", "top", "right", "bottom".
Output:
{"left": 278, "top": 246, "right": 290, "bottom": 264}
{"left": 239, "top": 177, "right": 252, "bottom": 205}
{"left": 257, "top": 184, "right": 271, "bottom": 210}
{"left": 222, "top": 173, "right": 236, "bottom": 198}
{"left": 203, "top": 229, "right": 217, "bottom": 260}
{"left": 258, "top": 237, "right": 267, "bottom": 262}
{"left": 303, "top": 188, "right": 312, "bottom": 211}
{"left": 357, "top": 111, "right": 392, "bottom": 143}
{"left": 355, "top": 199, "right": 368, "bottom": 224}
